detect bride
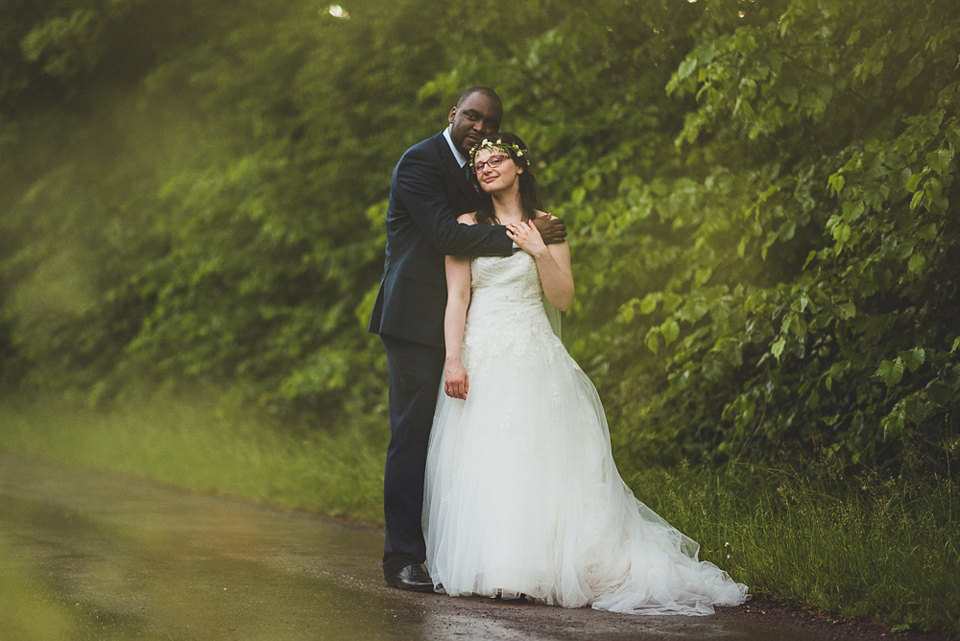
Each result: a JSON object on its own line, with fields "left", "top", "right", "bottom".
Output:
{"left": 423, "top": 134, "right": 748, "bottom": 615}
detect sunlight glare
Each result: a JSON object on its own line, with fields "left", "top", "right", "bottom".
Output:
{"left": 328, "top": 4, "right": 350, "bottom": 19}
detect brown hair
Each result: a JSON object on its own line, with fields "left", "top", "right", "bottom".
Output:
{"left": 469, "top": 132, "right": 542, "bottom": 226}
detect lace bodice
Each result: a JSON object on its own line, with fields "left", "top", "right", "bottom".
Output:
{"left": 462, "top": 252, "right": 563, "bottom": 373}
{"left": 471, "top": 251, "right": 544, "bottom": 306}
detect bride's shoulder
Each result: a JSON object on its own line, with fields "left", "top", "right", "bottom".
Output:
{"left": 458, "top": 212, "right": 478, "bottom": 225}
{"left": 535, "top": 210, "right": 556, "bottom": 220}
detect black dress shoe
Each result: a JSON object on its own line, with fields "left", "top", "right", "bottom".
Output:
{"left": 385, "top": 563, "right": 435, "bottom": 592}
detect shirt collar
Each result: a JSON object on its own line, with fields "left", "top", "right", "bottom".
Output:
{"left": 443, "top": 126, "right": 468, "bottom": 167}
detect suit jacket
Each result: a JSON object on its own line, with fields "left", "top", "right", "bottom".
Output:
{"left": 368, "top": 131, "right": 513, "bottom": 347}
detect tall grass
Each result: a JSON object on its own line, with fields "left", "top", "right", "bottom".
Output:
{"left": 1, "top": 392, "right": 957, "bottom": 635}
{"left": 627, "top": 463, "right": 960, "bottom": 635}
{"left": 0, "top": 391, "right": 386, "bottom": 522}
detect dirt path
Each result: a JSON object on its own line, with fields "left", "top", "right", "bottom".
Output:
{"left": 0, "top": 454, "right": 950, "bottom": 641}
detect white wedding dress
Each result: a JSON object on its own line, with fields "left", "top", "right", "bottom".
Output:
{"left": 424, "top": 252, "right": 748, "bottom": 615}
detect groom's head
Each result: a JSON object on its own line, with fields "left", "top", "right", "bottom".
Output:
{"left": 448, "top": 86, "right": 503, "bottom": 156}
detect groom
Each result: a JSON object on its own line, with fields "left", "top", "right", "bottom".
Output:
{"left": 368, "top": 86, "right": 565, "bottom": 591}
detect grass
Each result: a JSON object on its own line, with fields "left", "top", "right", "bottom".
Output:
{"left": 1, "top": 391, "right": 957, "bottom": 636}
{"left": 0, "top": 391, "right": 386, "bottom": 523}
{"left": 628, "top": 462, "right": 960, "bottom": 636}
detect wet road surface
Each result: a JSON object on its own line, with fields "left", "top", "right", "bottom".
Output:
{"left": 0, "top": 454, "right": 839, "bottom": 641}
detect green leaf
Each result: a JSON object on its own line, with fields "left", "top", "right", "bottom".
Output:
{"left": 910, "top": 189, "right": 926, "bottom": 211}
{"left": 903, "top": 396, "right": 928, "bottom": 423}
{"left": 876, "top": 358, "right": 905, "bottom": 387}
{"left": 883, "top": 408, "right": 906, "bottom": 440}
{"left": 777, "top": 85, "right": 798, "bottom": 106}
{"left": 905, "top": 171, "right": 923, "bottom": 193}
{"left": 900, "top": 348, "right": 925, "bottom": 372}
{"left": 771, "top": 337, "right": 786, "bottom": 361}
{"left": 640, "top": 295, "right": 659, "bottom": 314}
{"left": 778, "top": 220, "right": 796, "bottom": 241}
{"left": 832, "top": 222, "right": 851, "bottom": 244}
{"left": 924, "top": 177, "right": 943, "bottom": 201}
{"left": 677, "top": 58, "right": 697, "bottom": 81}
{"left": 661, "top": 318, "right": 680, "bottom": 345}
{"left": 702, "top": 358, "right": 723, "bottom": 382}
{"left": 917, "top": 223, "right": 938, "bottom": 241}
{"left": 662, "top": 292, "right": 683, "bottom": 314}
{"left": 908, "top": 253, "right": 925, "bottom": 276}
{"left": 645, "top": 329, "right": 660, "bottom": 355}
{"left": 827, "top": 173, "right": 845, "bottom": 194}
{"left": 927, "top": 148, "right": 954, "bottom": 176}
{"left": 842, "top": 201, "right": 865, "bottom": 222}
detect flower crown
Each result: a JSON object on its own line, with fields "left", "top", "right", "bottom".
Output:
{"left": 470, "top": 137, "right": 529, "bottom": 166}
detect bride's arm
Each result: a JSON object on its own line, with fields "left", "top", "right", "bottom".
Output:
{"left": 507, "top": 217, "right": 574, "bottom": 311}
{"left": 442, "top": 214, "right": 475, "bottom": 400}
{"left": 541, "top": 240, "right": 574, "bottom": 311}
{"left": 443, "top": 255, "right": 471, "bottom": 399}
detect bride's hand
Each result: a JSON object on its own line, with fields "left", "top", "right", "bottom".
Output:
{"left": 506, "top": 220, "right": 547, "bottom": 257}
{"left": 444, "top": 358, "right": 469, "bottom": 399}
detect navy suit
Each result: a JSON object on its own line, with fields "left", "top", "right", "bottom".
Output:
{"left": 369, "top": 131, "right": 512, "bottom": 576}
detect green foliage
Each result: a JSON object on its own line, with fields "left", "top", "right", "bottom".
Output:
{"left": 1, "top": 0, "right": 959, "bottom": 479}
{"left": 535, "top": 0, "right": 960, "bottom": 473}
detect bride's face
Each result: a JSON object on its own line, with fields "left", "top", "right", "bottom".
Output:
{"left": 472, "top": 147, "right": 522, "bottom": 194}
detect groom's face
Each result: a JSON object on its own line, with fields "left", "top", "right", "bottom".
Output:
{"left": 448, "top": 92, "right": 502, "bottom": 157}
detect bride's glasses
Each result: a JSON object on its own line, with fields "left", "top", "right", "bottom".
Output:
{"left": 471, "top": 154, "right": 509, "bottom": 174}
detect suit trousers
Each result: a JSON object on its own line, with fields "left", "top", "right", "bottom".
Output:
{"left": 380, "top": 333, "right": 445, "bottom": 577}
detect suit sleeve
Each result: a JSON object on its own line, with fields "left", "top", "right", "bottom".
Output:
{"left": 394, "top": 147, "right": 513, "bottom": 256}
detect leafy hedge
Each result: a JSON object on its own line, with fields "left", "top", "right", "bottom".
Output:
{"left": 1, "top": 0, "right": 957, "bottom": 474}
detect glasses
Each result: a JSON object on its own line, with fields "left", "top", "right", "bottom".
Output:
{"left": 471, "top": 154, "right": 509, "bottom": 174}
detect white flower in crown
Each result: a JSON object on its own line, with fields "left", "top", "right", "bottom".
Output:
{"left": 471, "top": 137, "right": 530, "bottom": 164}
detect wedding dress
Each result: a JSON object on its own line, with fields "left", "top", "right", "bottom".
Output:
{"left": 424, "top": 251, "right": 748, "bottom": 615}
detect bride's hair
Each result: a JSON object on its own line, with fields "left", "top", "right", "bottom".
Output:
{"left": 469, "top": 132, "right": 542, "bottom": 226}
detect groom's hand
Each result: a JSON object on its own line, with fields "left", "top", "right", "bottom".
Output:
{"left": 533, "top": 215, "right": 566, "bottom": 245}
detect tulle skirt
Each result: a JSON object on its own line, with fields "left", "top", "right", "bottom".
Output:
{"left": 423, "top": 311, "right": 748, "bottom": 615}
